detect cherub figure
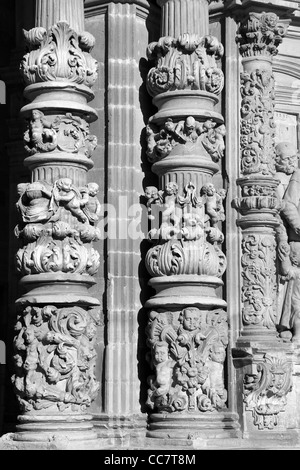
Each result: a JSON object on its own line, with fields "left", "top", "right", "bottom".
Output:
{"left": 24, "top": 109, "right": 57, "bottom": 154}
{"left": 160, "top": 182, "right": 181, "bottom": 239}
{"left": 53, "top": 178, "right": 89, "bottom": 223}
{"left": 81, "top": 182, "right": 101, "bottom": 225}
{"left": 151, "top": 341, "right": 174, "bottom": 397}
{"left": 202, "top": 123, "right": 226, "bottom": 162}
{"left": 201, "top": 183, "right": 226, "bottom": 227}
{"left": 144, "top": 186, "right": 162, "bottom": 220}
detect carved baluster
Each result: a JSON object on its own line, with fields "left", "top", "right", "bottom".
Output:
{"left": 10, "top": 0, "right": 101, "bottom": 449}
{"left": 143, "top": 0, "right": 239, "bottom": 441}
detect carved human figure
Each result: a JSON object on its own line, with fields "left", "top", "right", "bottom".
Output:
{"left": 24, "top": 109, "right": 57, "bottom": 154}
{"left": 202, "top": 123, "right": 226, "bottom": 162}
{"left": 151, "top": 341, "right": 174, "bottom": 397}
{"left": 203, "top": 342, "right": 227, "bottom": 408}
{"left": 82, "top": 183, "right": 101, "bottom": 225}
{"left": 53, "top": 178, "right": 88, "bottom": 223}
{"left": 276, "top": 142, "right": 300, "bottom": 342}
{"left": 174, "top": 116, "right": 203, "bottom": 143}
{"left": 16, "top": 181, "right": 56, "bottom": 224}
{"left": 160, "top": 182, "right": 180, "bottom": 239}
{"left": 144, "top": 186, "right": 162, "bottom": 221}
{"left": 201, "top": 183, "right": 226, "bottom": 227}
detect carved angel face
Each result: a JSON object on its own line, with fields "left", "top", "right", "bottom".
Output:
{"left": 154, "top": 343, "right": 169, "bottom": 363}
{"left": 88, "top": 183, "right": 99, "bottom": 197}
{"left": 145, "top": 186, "right": 158, "bottom": 199}
{"left": 182, "top": 308, "right": 200, "bottom": 331}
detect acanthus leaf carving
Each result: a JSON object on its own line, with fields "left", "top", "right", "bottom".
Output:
{"left": 20, "top": 22, "right": 98, "bottom": 88}
{"left": 146, "top": 33, "right": 224, "bottom": 97}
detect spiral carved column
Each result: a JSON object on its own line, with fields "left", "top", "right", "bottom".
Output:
{"left": 10, "top": 0, "right": 101, "bottom": 448}
{"left": 143, "top": 0, "right": 240, "bottom": 442}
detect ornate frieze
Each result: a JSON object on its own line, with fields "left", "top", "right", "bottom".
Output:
{"left": 144, "top": 182, "right": 226, "bottom": 277}
{"left": 146, "top": 33, "right": 224, "bottom": 98}
{"left": 20, "top": 22, "right": 98, "bottom": 88}
{"left": 240, "top": 69, "right": 276, "bottom": 176}
{"left": 12, "top": 304, "right": 100, "bottom": 412}
{"left": 24, "top": 110, "right": 97, "bottom": 158}
{"left": 243, "top": 353, "right": 292, "bottom": 430}
{"left": 241, "top": 233, "right": 277, "bottom": 329}
{"left": 146, "top": 116, "right": 225, "bottom": 164}
{"left": 15, "top": 179, "right": 101, "bottom": 276}
{"left": 146, "top": 307, "right": 228, "bottom": 413}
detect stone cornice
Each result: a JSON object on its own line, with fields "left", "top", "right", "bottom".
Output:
{"left": 225, "top": 0, "right": 299, "bottom": 12}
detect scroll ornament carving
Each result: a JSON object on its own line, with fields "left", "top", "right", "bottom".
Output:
{"left": 240, "top": 69, "right": 276, "bottom": 176}
{"left": 146, "top": 307, "right": 228, "bottom": 413}
{"left": 243, "top": 353, "right": 292, "bottom": 430}
{"left": 24, "top": 110, "right": 98, "bottom": 158}
{"left": 12, "top": 305, "right": 100, "bottom": 412}
{"left": 146, "top": 116, "right": 225, "bottom": 164}
{"left": 15, "top": 179, "right": 101, "bottom": 275}
{"left": 144, "top": 182, "right": 226, "bottom": 277}
{"left": 146, "top": 34, "right": 224, "bottom": 97}
{"left": 241, "top": 234, "right": 277, "bottom": 328}
{"left": 236, "top": 12, "right": 288, "bottom": 58}
{"left": 20, "top": 22, "right": 98, "bottom": 87}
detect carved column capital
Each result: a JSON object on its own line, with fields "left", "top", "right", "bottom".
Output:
{"left": 236, "top": 11, "right": 289, "bottom": 58}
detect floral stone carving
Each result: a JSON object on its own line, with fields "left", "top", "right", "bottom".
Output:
{"left": 146, "top": 33, "right": 224, "bottom": 97}
{"left": 241, "top": 234, "right": 277, "bottom": 329}
{"left": 240, "top": 69, "right": 276, "bottom": 176}
{"left": 20, "top": 22, "right": 98, "bottom": 87}
{"left": 146, "top": 116, "right": 225, "bottom": 164}
{"left": 12, "top": 304, "right": 100, "bottom": 412}
{"left": 244, "top": 353, "right": 292, "bottom": 430}
{"left": 146, "top": 307, "right": 228, "bottom": 412}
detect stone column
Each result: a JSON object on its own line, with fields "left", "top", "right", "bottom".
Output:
{"left": 143, "top": 0, "right": 240, "bottom": 443}
{"left": 234, "top": 10, "right": 290, "bottom": 340}
{"left": 230, "top": 2, "right": 299, "bottom": 440}
{"left": 4, "top": 0, "right": 102, "bottom": 449}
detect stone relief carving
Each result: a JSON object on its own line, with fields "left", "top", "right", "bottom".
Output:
{"left": 243, "top": 353, "right": 292, "bottom": 430}
{"left": 146, "top": 116, "right": 226, "bottom": 164}
{"left": 144, "top": 182, "right": 226, "bottom": 277}
{"left": 146, "top": 33, "right": 224, "bottom": 97}
{"left": 24, "top": 110, "right": 98, "bottom": 158}
{"left": 236, "top": 12, "right": 288, "bottom": 58}
{"left": 12, "top": 304, "right": 100, "bottom": 412}
{"left": 275, "top": 142, "right": 300, "bottom": 343}
{"left": 15, "top": 179, "right": 101, "bottom": 276}
{"left": 20, "top": 22, "right": 98, "bottom": 87}
{"left": 240, "top": 69, "right": 276, "bottom": 176}
{"left": 146, "top": 307, "right": 228, "bottom": 413}
{"left": 241, "top": 234, "right": 277, "bottom": 329}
